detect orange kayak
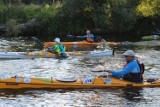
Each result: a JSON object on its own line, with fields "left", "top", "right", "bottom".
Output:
{"left": 44, "top": 41, "right": 121, "bottom": 47}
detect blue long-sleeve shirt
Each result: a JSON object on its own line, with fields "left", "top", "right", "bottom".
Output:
{"left": 111, "top": 60, "right": 140, "bottom": 78}
{"left": 79, "top": 34, "right": 94, "bottom": 39}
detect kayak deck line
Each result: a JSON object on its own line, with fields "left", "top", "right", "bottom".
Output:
{"left": 0, "top": 49, "right": 114, "bottom": 59}
{"left": 0, "top": 76, "right": 160, "bottom": 89}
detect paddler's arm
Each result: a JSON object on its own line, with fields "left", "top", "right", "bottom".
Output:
{"left": 90, "top": 34, "right": 94, "bottom": 38}
{"left": 49, "top": 46, "right": 55, "bottom": 49}
{"left": 78, "top": 34, "right": 94, "bottom": 39}
{"left": 48, "top": 46, "right": 55, "bottom": 52}
{"left": 111, "top": 62, "right": 135, "bottom": 78}
{"left": 59, "top": 44, "right": 65, "bottom": 54}
{"left": 77, "top": 35, "right": 87, "bottom": 38}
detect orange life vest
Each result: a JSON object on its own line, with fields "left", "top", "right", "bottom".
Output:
{"left": 86, "top": 35, "right": 94, "bottom": 42}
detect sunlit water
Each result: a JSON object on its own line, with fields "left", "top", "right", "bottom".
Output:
{"left": 0, "top": 37, "right": 160, "bottom": 107}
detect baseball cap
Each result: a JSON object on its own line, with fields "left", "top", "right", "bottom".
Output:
{"left": 123, "top": 50, "right": 135, "bottom": 57}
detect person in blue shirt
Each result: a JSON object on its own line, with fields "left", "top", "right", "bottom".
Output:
{"left": 108, "top": 50, "right": 143, "bottom": 83}
{"left": 49, "top": 38, "right": 66, "bottom": 58}
{"left": 77, "top": 30, "right": 94, "bottom": 42}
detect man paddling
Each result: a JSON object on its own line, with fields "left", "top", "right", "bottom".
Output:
{"left": 48, "top": 38, "right": 67, "bottom": 58}
{"left": 77, "top": 30, "right": 94, "bottom": 42}
{"left": 108, "top": 50, "right": 143, "bottom": 83}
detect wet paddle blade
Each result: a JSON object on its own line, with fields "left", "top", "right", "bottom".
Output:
{"left": 101, "top": 39, "right": 110, "bottom": 49}
{"left": 32, "top": 37, "right": 44, "bottom": 47}
{"left": 66, "top": 35, "right": 75, "bottom": 38}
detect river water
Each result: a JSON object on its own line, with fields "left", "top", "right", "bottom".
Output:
{"left": 0, "top": 37, "right": 160, "bottom": 107}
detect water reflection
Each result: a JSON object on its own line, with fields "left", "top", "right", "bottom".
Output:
{"left": 121, "top": 88, "right": 143, "bottom": 102}
{"left": 0, "top": 88, "right": 159, "bottom": 107}
{"left": 0, "top": 88, "right": 143, "bottom": 107}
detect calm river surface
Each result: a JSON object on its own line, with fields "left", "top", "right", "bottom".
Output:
{"left": 0, "top": 37, "right": 160, "bottom": 107}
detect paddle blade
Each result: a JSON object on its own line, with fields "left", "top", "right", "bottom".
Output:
{"left": 101, "top": 39, "right": 110, "bottom": 49}
{"left": 31, "top": 37, "right": 44, "bottom": 47}
{"left": 66, "top": 34, "right": 75, "bottom": 38}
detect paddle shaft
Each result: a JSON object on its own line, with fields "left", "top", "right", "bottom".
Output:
{"left": 91, "top": 70, "right": 111, "bottom": 73}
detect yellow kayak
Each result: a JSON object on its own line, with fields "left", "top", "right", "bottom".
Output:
{"left": 0, "top": 76, "right": 160, "bottom": 89}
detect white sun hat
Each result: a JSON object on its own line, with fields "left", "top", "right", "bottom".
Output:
{"left": 123, "top": 50, "right": 135, "bottom": 57}
{"left": 86, "top": 30, "right": 90, "bottom": 33}
{"left": 54, "top": 38, "right": 60, "bottom": 43}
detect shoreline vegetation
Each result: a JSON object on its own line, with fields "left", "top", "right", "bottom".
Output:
{"left": 0, "top": 0, "right": 160, "bottom": 41}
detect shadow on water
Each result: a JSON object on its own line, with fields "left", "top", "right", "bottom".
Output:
{"left": 121, "top": 88, "right": 143, "bottom": 102}
{"left": 0, "top": 88, "right": 144, "bottom": 101}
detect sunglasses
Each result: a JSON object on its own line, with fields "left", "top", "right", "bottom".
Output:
{"left": 125, "top": 56, "right": 130, "bottom": 57}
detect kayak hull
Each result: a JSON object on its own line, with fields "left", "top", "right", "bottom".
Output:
{"left": 0, "top": 52, "right": 29, "bottom": 59}
{"left": 0, "top": 76, "right": 160, "bottom": 89}
{"left": 0, "top": 49, "right": 114, "bottom": 59}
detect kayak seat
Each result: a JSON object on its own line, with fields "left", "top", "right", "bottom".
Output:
{"left": 56, "top": 77, "right": 77, "bottom": 82}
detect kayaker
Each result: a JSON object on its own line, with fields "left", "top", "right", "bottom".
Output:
{"left": 108, "top": 50, "right": 143, "bottom": 83}
{"left": 48, "top": 38, "right": 67, "bottom": 58}
{"left": 77, "top": 30, "right": 94, "bottom": 42}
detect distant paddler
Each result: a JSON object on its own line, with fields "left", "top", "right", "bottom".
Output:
{"left": 48, "top": 38, "right": 67, "bottom": 58}
{"left": 77, "top": 30, "right": 94, "bottom": 42}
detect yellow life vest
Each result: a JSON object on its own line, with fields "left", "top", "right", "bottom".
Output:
{"left": 54, "top": 44, "right": 66, "bottom": 53}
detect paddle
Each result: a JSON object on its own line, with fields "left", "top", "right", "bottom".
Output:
{"left": 66, "top": 34, "right": 75, "bottom": 38}
{"left": 31, "top": 37, "right": 44, "bottom": 47}
{"left": 91, "top": 70, "right": 111, "bottom": 73}
{"left": 91, "top": 70, "right": 111, "bottom": 78}
{"left": 31, "top": 36, "right": 52, "bottom": 52}
{"left": 100, "top": 39, "right": 110, "bottom": 49}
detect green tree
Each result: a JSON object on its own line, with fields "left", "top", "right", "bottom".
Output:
{"left": 5, "top": 19, "right": 20, "bottom": 36}
{"left": 135, "top": 0, "right": 160, "bottom": 35}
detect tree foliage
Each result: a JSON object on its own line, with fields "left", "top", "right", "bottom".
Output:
{"left": 137, "top": 0, "right": 160, "bottom": 17}
{"left": 0, "top": 0, "right": 160, "bottom": 40}
{"left": 135, "top": 0, "right": 160, "bottom": 35}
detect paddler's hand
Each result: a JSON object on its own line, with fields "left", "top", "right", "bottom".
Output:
{"left": 77, "top": 36, "right": 80, "bottom": 38}
{"left": 58, "top": 53, "right": 61, "bottom": 56}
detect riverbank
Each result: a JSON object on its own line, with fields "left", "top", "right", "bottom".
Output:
{"left": 121, "top": 40, "right": 160, "bottom": 46}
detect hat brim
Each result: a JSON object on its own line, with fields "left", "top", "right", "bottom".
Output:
{"left": 123, "top": 52, "right": 135, "bottom": 56}
{"left": 123, "top": 54, "right": 135, "bottom": 57}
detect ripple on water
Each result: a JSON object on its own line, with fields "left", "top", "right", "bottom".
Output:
{"left": 0, "top": 38, "right": 160, "bottom": 107}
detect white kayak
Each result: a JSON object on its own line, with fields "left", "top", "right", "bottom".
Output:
{"left": 0, "top": 49, "right": 114, "bottom": 59}
{"left": 89, "top": 49, "right": 114, "bottom": 56}
{"left": 0, "top": 52, "right": 29, "bottom": 59}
